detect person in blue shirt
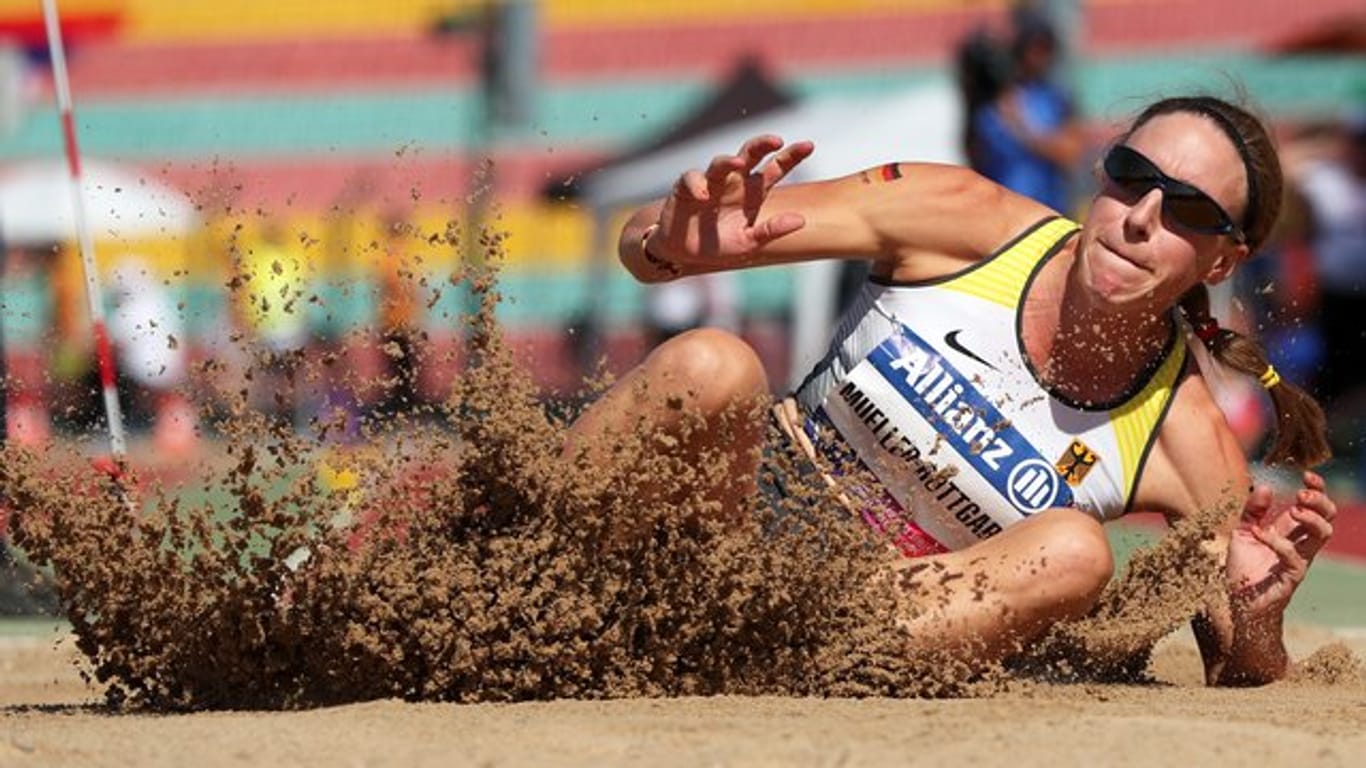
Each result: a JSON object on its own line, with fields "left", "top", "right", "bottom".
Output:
{"left": 971, "top": 11, "right": 1084, "bottom": 214}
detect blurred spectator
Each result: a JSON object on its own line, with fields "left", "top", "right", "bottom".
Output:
{"left": 235, "top": 220, "right": 309, "bottom": 429}
{"left": 106, "top": 256, "right": 197, "bottom": 454}
{"left": 1297, "top": 113, "right": 1366, "bottom": 482}
{"left": 413, "top": 234, "right": 465, "bottom": 410}
{"left": 375, "top": 213, "right": 424, "bottom": 417}
{"left": 0, "top": 244, "right": 53, "bottom": 446}
{"left": 309, "top": 190, "right": 381, "bottom": 442}
{"left": 0, "top": 248, "right": 53, "bottom": 609}
{"left": 955, "top": 25, "right": 1013, "bottom": 175}
{"left": 967, "top": 7, "right": 1084, "bottom": 214}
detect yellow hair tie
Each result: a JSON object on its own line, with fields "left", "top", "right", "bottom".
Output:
{"left": 1259, "top": 366, "right": 1281, "bottom": 389}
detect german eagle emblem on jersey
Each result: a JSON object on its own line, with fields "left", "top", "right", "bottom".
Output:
{"left": 1055, "top": 438, "right": 1098, "bottom": 487}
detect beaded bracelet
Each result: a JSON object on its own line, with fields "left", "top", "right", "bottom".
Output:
{"left": 639, "top": 224, "right": 680, "bottom": 277}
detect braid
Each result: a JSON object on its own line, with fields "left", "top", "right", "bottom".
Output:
{"left": 1179, "top": 285, "right": 1331, "bottom": 468}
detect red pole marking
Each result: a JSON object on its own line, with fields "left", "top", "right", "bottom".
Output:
{"left": 60, "top": 109, "right": 81, "bottom": 177}
{"left": 92, "top": 320, "right": 117, "bottom": 389}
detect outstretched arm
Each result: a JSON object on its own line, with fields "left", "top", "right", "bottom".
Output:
{"left": 1201, "top": 471, "right": 1336, "bottom": 685}
{"left": 1144, "top": 376, "right": 1336, "bottom": 685}
{"left": 619, "top": 134, "right": 1049, "bottom": 283}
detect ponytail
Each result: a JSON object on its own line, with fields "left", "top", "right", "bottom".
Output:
{"left": 1179, "top": 285, "right": 1330, "bottom": 468}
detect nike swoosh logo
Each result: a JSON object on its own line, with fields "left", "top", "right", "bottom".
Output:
{"left": 944, "top": 330, "right": 996, "bottom": 370}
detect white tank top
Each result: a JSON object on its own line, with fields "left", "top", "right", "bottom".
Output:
{"left": 793, "top": 217, "right": 1187, "bottom": 556}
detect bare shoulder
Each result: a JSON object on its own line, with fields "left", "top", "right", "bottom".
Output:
{"left": 1131, "top": 359, "right": 1251, "bottom": 520}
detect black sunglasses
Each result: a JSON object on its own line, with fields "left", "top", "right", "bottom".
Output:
{"left": 1102, "top": 144, "right": 1246, "bottom": 243}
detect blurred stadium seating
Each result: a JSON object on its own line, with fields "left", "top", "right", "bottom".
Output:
{"left": 0, "top": 0, "right": 1362, "bottom": 392}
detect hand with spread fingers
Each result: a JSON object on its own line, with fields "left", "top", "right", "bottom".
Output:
{"left": 1227, "top": 471, "right": 1337, "bottom": 620}
{"left": 647, "top": 134, "right": 813, "bottom": 270}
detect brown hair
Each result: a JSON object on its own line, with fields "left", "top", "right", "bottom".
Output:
{"left": 1122, "top": 96, "right": 1283, "bottom": 253}
{"left": 1180, "top": 284, "right": 1330, "bottom": 468}
{"left": 1134, "top": 96, "right": 1328, "bottom": 467}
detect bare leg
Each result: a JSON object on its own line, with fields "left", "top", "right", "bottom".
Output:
{"left": 893, "top": 507, "right": 1114, "bottom": 663}
{"left": 564, "top": 328, "right": 768, "bottom": 516}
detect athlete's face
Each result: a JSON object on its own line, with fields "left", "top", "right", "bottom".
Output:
{"left": 1077, "top": 112, "right": 1251, "bottom": 313}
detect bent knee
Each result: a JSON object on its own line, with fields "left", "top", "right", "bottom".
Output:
{"left": 1031, "top": 508, "right": 1114, "bottom": 597}
{"left": 644, "top": 328, "right": 768, "bottom": 413}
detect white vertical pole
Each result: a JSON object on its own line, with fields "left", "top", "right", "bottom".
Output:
{"left": 41, "top": 0, "right": 126, "bottom": 456}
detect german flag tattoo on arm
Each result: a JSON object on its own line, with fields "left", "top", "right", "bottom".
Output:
{"left": 859, "top": 163, "right": 905, "bottom": 184}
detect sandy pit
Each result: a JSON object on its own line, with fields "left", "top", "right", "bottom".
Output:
{"left": 1, "top": 625, "right": 1364, "bottom": 767}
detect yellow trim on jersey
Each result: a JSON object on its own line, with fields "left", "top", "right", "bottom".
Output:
{"left": 944, "top": 217, "right": 1079, "bottom": 308}
{"left": 939, "top": 213, "right": 1185, "bottom": 510}
{"left": 1109, "top": 339, "right": 1186, "bottom": 503}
